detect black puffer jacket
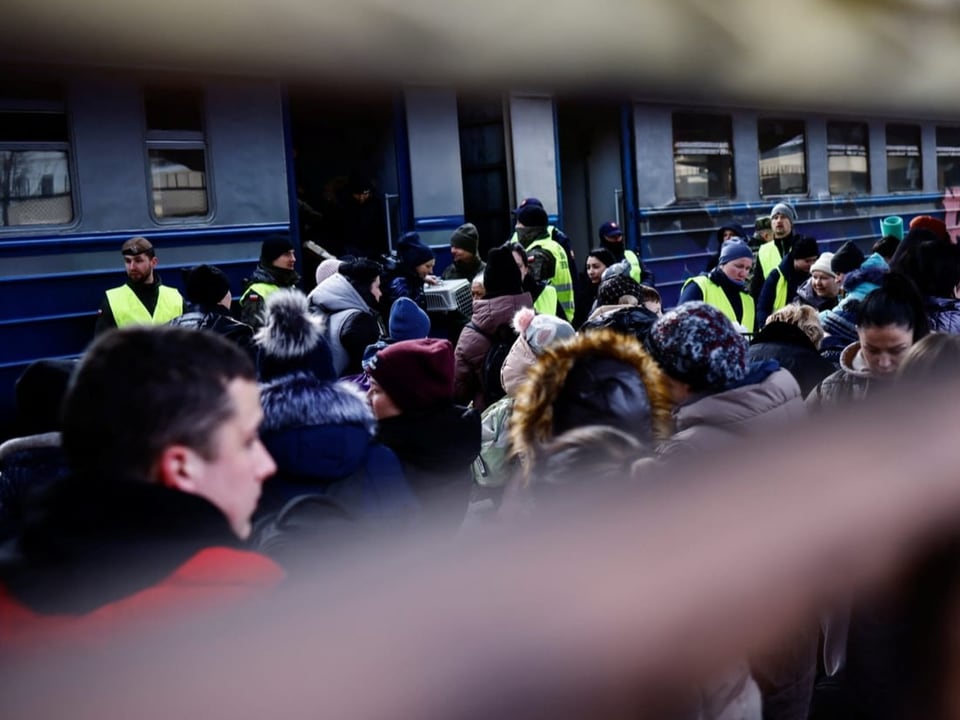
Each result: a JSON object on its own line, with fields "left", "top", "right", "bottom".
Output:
{"left": 376, "top": 404, "right": 480, "bottom": 529}
{"left": 169, "top": 304, "right": 257, "bottom": 361}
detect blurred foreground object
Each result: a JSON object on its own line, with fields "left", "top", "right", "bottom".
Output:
{"left": 6, "top": 379, "right": 960, "bottom": 716}
{"left": 6, "top": 0, "right": 960, "bottom": 114}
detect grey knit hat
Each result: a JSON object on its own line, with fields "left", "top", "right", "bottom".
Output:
{"left": 770, "top": 202, "right": 797, "bottom": 224}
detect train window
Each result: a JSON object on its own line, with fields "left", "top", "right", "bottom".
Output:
{"left": 936, "top": 126, "right": 960, "bottom": 190}
{"left": 672, "top": 113, "right": 734, "bottom": 200}
{"left": 758, "top": 119, "right": 806, "bottom": 197}
{"left": 0, "top": 80, "right": 75, "bottom": 228}
{"left": 827, "top": 121, "right": 870, "bottom": 195}
{"left": 144, "top": 86, "right": 209, "bottom": 220}
{"left": 886, "top": 124, "right": 922, "bottom": 192}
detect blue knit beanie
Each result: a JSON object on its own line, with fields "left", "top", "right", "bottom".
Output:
{"left": 718, "top": 239, "right": 754, "bottom": 266}
{"left": 389, "top": 297, "right": 431, "bottom": 341}
{"left": 398, "top": 232, "right": 434, "bottom": 269}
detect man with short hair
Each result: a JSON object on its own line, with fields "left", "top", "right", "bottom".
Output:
{"left": 0, "top": 327, "right": 281, "bottom": 646}
{"left": 751, "top": 203, "right": 815, "bottom": 300}
{"left": 240, "top": 235, "right": 301, "bottom": 329}
{"left": 94, "top": 236, "right": 184, "bottom": 336}
{"left": 757, "top": 237, "right": 821, "bottom": 327}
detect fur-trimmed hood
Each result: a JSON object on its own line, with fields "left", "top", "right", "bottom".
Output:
{"left": 259, "top": 371, "right": 376, "bottom": 435}
{"left": 509, "top": 329, "right": 674, "bottom": 478}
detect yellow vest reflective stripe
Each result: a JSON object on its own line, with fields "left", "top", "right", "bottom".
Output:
{"left": 624, "top": 249, "right": 643, "bottom": 283}
{"left": 533, "top": 284, "right": 558, "bottom": 316}
{"left": 106, "top": 285, "right": 183, "bottom": 327}
{"left": 240, "top": 282, "right": 280, "bottom": 304}
{"left": 683, "top": 275, "right": 755, "bottom": 332}
{"left": 773, "top": 269, "right": 789, "bottom": 313}
{"left": 527, "top": 238, "right": 575, "bottom": 322}
{"left": 757, "top": 242, "right": 781, "bottom": 281}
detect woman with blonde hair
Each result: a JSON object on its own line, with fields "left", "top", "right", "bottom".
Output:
{"left": 748, "top": 304, "right": 835, "bottom": 398}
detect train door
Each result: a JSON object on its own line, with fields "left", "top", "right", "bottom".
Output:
{"left": 458, "top": 95, "right": 511, "bottom": 255}
{"left": 287, "top": 87, "right": 400, "bottom": 286}
{"left": 557, "top": 98, "right": 629, "bottom": 268}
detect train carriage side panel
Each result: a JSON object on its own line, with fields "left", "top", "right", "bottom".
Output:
{"left": 403, "top": 86, "right": 464, "bottom": 267}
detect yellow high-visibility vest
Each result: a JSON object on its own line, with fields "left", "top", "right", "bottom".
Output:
{"left": 105, "top": 285, "right": 183, "bottom": 327}
{"left": 682, "top": 275, "right": 755, "bottom": 332}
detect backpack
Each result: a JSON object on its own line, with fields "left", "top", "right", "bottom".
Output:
{"left": 527, "top": 246, "right": 557, "bottom": 284}
{"left": 467, "top": 321, "right": 518, "bottom": 405}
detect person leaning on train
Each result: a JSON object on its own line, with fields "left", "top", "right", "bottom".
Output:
{"left": 678, "top": 238, "right": 756, "bottom": 334}
{"left": 94, "top": 236, "right": 184, "bottom": 336}
{"left": 239, "top": 236, "right": 301, "bottom": 330}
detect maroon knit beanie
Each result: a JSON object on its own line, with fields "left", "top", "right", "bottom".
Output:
{"left": 368, "top": 338, "right": 455, "bottom": 413}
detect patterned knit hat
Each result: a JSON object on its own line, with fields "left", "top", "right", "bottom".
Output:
{"left": 645, "top": 302, "right": 749, "bottom": 393}
{"left": 597, "top": 273, "right": 645, "bottom": 306}
{"left": 520, "top": 309, "right": 576, "bottom": 355}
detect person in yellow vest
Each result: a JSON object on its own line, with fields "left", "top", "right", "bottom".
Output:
{"left": 756, "top": 236, "right": 820, "bottom": 328}
{"left": 240, "top": 235, "right": 300, "bottom": 329}
{"left": 678, "top": 238, "right": 756, "bottom": 333}
{"left": 505, "top": 241, "right": 562, "bottom": 318}
{"left": 513, "top": 203, "right": 575, "bottom": 322}
{"left": 750, "top": 202, "right": 815, "bottom": 300}
{"left": 94, "top": 236, "right": 184, "bottom": 336}
{"left": 597, "top": 221, "right": 653, "bottom": 285}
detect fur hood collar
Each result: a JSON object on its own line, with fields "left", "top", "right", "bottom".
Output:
{"left": 259, "top": 372, "right": 376, "bottom": 435}
{"left": 839, "top": 341, "right": 873, "bottom": 378}
{"left": 509, "top": 329, "right": 673, "bottom": 478}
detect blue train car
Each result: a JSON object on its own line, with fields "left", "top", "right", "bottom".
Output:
{"left": 3, "top": 65, "right": 958, "bottom": 439}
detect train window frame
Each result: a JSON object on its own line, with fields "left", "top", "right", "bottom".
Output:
{"left": 758, "top": 118, "right": 808, "bottom": 199}
{"left": 143, "top": 85, "right": 213, "bottom": 224}
{"left": 827, "top": 120, "right": 870, "bottom": 196}
{"left": 0, "top": 82, "right": 78, "bottom": 231}
{"left": 886, "top": 123, "right": 923, "bottom": 193}
{"left": 936, "top": 125, "right": 960, "bottom": 191}
{"left": 671, "top": 112, "right": 735, "bottom": 202}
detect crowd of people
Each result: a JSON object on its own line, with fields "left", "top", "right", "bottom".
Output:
{"left": 4, "top": 198, "right": 960, "bottom": 719}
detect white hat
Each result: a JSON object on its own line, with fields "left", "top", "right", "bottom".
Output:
{"left": 810, "top": 252, "right": 836, "bottom": 277}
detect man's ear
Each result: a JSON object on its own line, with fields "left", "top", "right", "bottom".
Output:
{"left": 156, "top": 445, "right": 200, "bottom": 493}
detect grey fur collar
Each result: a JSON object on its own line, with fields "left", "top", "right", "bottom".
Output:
{"left": 259, "top": 371, "right": 376, "bottom": 435}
